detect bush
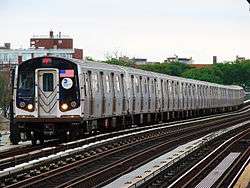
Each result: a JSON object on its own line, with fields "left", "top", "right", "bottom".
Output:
{"left": 0, "top": 73, "right": 10, "bottom": 117}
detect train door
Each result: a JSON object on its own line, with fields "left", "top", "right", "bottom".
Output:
{"left": 100, "top": 72, "right": 105, "bottom": 116}
{"left": 150, "top": 79, "right": 156, "bottom": 112}
{"left": 81, "top": 72, "right": 89, "bottom": 118}
{"left": 104, "top": 73, "right": 113, "bottom": 116}
{"left": 120, "top": 74, "right": 126, "bottom": 113}
{"left": 87, "top": 71, "right": 93, "bottom": 116}
{"left": 160, "top": 79, "right": 164, "bottom": 111}
{"left": 110, "top": 73, "right": 116, "bottom": 115}
{"left": 183, "top": 83, "right": 186, "bottom": 110}
{"left": 148, "top": 78, "right": 151, "bottom": 112}
{"left": 176, "top": 81, "right": 180, "bottom": 111}
{"left": 139, "top": 76, "right": 143, "bottom": 112}
{"left": 135, "top": 76, "right": 141, "bottom": 113}
{"left": 92, "top": 72, "right": 102, "bottom": 118}
{"left": 171, "top": 81, "right": 175, "bottom": 110}
{"left": 105, "top": 73, "right": 113, "bottom": 116}
{"left": 130, "top": 75, "right": 135, "bottom": 112}
{"left": 114, "top": 74, "right": 123, "bottom": 115}
{"left": 188, "top": 84, "right": 191, "bottom": 110}
{"left": 155, "top": 79, "right": 159, "bottom": 111}
{"left": 180, "top": 82, "right": 183, "bottom": 110}
{"left": 165, "top": 80, "right": 169, "bottom": 112}
{"left": 37, "top": 69, "right": 58, "bottom": 117}
{"left": 142, "top": 77, "right": 149, "bottom": 113}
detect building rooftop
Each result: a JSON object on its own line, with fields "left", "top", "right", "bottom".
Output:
{"left": 190, "top": 64, "right": 212, "bottom": 69}
{"left": 31, "top": 31, "right": 71, "bottom": 39}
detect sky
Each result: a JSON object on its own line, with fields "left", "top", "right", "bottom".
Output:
{"left": 0, "top": 0, "right": 250, "bottom": 64}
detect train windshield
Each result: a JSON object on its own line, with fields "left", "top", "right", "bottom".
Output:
{"left": 18, "top": 72, "right": 35, "bottom": 97}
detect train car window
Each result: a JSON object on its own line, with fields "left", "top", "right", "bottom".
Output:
{"left": 92, "top": 73, "right": 99, "bottom": 92}
{"left": 43, "top": 73, "right": 54, "bottom": 92}
{"left": 115, "top": 75, "right": 120, "bottom": 92}
{"left": 106, "top": 75, "right": 111, "bottom": 93}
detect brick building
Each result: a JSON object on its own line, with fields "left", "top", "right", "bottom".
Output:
{"left": 31, "top": 31, "right": 73, "bottom": 49}
{"left": 164, "top": 55, "right": 193, "bottom": 64}
{"left": 0, "top": 31, "right": 83, "bottom": 71}
{"left": 30, "top": 31, "right": 83, "bottom": 60}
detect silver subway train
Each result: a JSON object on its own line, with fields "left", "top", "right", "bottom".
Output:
{"left": 9, "top": 57, "right": 245, "bottom": 145}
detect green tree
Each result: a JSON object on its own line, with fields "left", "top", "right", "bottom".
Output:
{"left": 105, "top": 57, "right": 134, "bottom": 67}
{"left": 0, "top": 73, "right": 10, "bottom": 117}
{"left": 139, "top": 62, "right": 191, "bottom": 76}
{"left": 85, "top": 56, "right": 95, "bottom": 61}
{"left": 214, "top": 61, "right": 250, "bottom": 90}
{"left": 181, "top": 66, "right": 223, "bottom": 84}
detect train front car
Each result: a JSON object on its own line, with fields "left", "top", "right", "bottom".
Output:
{"left": 10, "top": 57, "right": 81, "bottom": 145}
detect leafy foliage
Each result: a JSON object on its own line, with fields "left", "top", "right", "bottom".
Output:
{"left": 103, "top": 58, "right": 250, "bottom": 91}
{"left": 181, "top": 66, "right": 223, "bottom": 84}
{"left": 0, "top": 72, "right": 10, "bottom": 117}
{"left": 139, "top": 62, "right": 191, "bottom": 76}
{"left": 105, "top": 57, "right": 135, "bottom": 67}
{"left": 182, "top": 60, "right": 250, "bottom": 90}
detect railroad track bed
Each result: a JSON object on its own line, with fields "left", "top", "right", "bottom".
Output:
{"left": 106, "top": 121, "right": 250, "bottom": 188}
{"left": 0, "top": 110, "right": 249, "bottom": 188}
{"left": 168, "top": 128, "right": 250, "bottom": 188}
{"left": 1, "top": 104, "right": 249, "bottom": 160}
{"left": 1, "top": 105, "right": 250, "bottom": 171}
{"left": 139, "top": 124, "right": 250, "bottom": 188}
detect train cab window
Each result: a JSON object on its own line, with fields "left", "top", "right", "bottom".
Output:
{"left": 106, "top": 75, "right": 111, "bottom": 93}
{"left": 92, "top": 73, "right": 99, "bottom": 92}
{"left": 18, "top": 72, "right": 35, "bottom": 96}
{"left": 43, "top": 73, "right": 54, "bottom": 92}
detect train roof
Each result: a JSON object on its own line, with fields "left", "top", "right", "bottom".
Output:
{"left": 68, "top": 57, "right": 243, "bottom": 90}
{"left": 22, "top": 56, "right": 244, "bottom": 91}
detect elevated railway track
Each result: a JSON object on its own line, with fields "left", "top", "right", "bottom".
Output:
{"left": 0, "top": 105, "right": 249, "bottom": 188}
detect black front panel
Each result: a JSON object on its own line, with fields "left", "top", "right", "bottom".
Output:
{"left": 16, "top": 68, "right": 35, "bottom": 111}
{"left": 16, "top": 57, "right": 80, "bottom": 112}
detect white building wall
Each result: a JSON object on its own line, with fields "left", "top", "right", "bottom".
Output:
{"left": 0, "top": 49, "right": 75, "bottom": 64}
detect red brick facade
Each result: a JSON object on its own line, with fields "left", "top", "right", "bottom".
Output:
{"left": 30, "top": 38, "right": 73, "bottom": 49}
{"left": 28, "top": 31, "right": 83, "bottom": 60}
{"left": 73, "top": 48, "right": 83, "bottom": 59}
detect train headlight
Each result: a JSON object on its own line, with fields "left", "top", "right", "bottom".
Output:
{"left": 27, "top": 104, "right": 33, "bottom": 110}
{"left": 19, "top": 102, "right": 26, "bottom": 108}
{"left": 71, "top": 101, "right": 77, "bottom": 108}
{"left": 61, "top": 103, "right": 69, "bottom": 111}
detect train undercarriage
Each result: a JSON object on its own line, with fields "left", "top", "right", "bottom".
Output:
{"left": 9, "top": 106, "right": 238, "bottom": 146}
